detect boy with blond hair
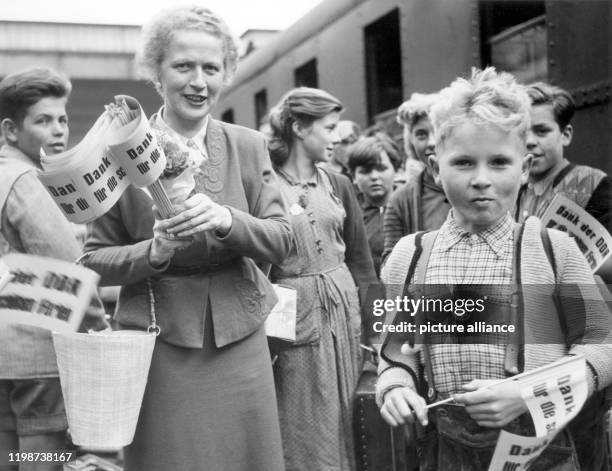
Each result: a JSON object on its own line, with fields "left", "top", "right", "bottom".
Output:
{"left": 376, "top": 68, "right": 612, "bottom": 470}
{"left": 383, "top": 92, "right": 450, "bottom": 257}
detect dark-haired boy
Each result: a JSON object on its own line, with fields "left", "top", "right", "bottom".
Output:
{"left": 516, "top": 82, "right": 612, "bottom": 280}
{"left": 348, "top": 134, "right": 402, "bottom": 275}
{"left": 0, "top": 67, "right": 107, "bottom": 469}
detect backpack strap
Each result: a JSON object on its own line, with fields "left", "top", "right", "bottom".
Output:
{"left": 552, "top": 163, "right": 576, "bottom": 189}
{"left": 540, "top": 225, "right": 571, "bottom": 346}
{"left": 540, "top": 224, "right": 558, "bottom": 279}
{"left": 379, "top": 230, "right": 437, "bottom": 398}
{"left": 515, "top": 184, "right": 528, "bottom": 221}
{"left": 414, "top": 231, "right": 438, "bottom": 285}
{"left": 412, "top": 230, "right": 439, "bottom": 402}
{"left": 404, "top": 231, "right": 425, "bottom": 286}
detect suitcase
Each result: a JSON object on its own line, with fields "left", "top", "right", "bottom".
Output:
{"left": 353, "top": 362, "right": 413, "bottom": 471}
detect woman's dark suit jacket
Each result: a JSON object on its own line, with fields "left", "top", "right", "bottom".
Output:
{"left": 82, "top": 119, "right": 293, "bottom": 348}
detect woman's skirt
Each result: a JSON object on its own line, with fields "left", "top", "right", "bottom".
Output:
{"left": 124, "top": 317, "right": 284, "bottom": 471}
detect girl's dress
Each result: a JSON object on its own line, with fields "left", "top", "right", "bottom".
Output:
{"left": 271, "top": 168, "right": 370, "bottom": 471}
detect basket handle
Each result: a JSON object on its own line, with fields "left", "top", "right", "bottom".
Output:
{"left": 146, "top": 278, "right": 161, "bottom": 336}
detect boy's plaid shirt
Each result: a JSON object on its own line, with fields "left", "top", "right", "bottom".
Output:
{"left": 422, "top": 211, "right": 514, "bottom": 397}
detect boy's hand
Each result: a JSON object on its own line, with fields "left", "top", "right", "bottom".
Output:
{"left": 453, "top": 379, "right": 527, "bottom": 428}
{"left": 380, "top": 386, "right": 428, "bottom": 427}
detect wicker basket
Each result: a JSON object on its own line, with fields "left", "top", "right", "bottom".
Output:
{"left": 52, "top": 330, "right": 155, "bottom": 450}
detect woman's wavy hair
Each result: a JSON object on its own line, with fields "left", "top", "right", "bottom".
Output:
{"left": 268, "top": 87, "right": 343, "bottom": 167}
{"left": 430, "top": 67, "right": 531, "bottom": 149}
{"left": 137, "top": 5, "right": 240, "bottom": 91}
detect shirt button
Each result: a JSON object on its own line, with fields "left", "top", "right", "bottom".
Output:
{"left": 470, "top": 234, "right": 479, "bottom": 243}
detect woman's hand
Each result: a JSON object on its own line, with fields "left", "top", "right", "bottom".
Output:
{"left": 453, "top": 379, "right": 528, "bottom": 428}
{"left": 380, "top": 386, "right": 429, "bottom": 427}
{"left": 149, "top": 219, "right": 193, "bottom": 267}
{"left": 160, "top": 193, "right": 233, "bottom": 238}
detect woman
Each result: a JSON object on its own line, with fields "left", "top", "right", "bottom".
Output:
{"left": 347, "top": 134, "right": 401, "bottom": 275}
{"left": 81, "top": 6, "right": 291, "bottom": 470}
{"left": 383, "top": 92, "right": 451, "bottom": 255}
{"left": 268, "top": 88, "right": 378, "bottom": 471}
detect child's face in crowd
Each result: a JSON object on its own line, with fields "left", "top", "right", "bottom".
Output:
{"left": 353, "top": 151, "right": 396, "bottom": 205}
{"left": 526, "top": 104, "right": 572, "bottom": 181}
{"left": 15, "top": 96, "right": 68, "bottom": 162}
{"left": 331, "top": 121, "right": 359, "bottom": 167}
{"left": 433, "top": 121, "right": 530, "bottom": 233}
{"left": 302, "top": 111, "right": 341, "bottom": 163}
{"left": 406, "top": 116, "right": 435, "bottom": 165}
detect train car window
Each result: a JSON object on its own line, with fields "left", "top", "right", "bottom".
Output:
{"left": 479, "top": 1, "right": 547, "bottom": 82}
{"left": 294, "top": 59, "right": 318, "bottom": 88}
{"left": 364, "top": 8, "right": 402, "bottom": 124}
{"left": 221, "top": 109, "right": 235, "bottom": 124}
{"left": 254, "top": 88, "right": 268, "bottom": 130}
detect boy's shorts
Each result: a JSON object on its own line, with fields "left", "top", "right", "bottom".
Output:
{"left": 0, "top": 378, "right": 68, "bottom": 436}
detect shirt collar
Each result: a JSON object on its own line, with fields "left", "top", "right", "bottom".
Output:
{"left": 277, "top": 167, "right": 319, "bottom": 187}
{"left": 357, "top": 191, "right": 385, "bottom": 211}
{"left": 0, "top": 144, "right": 37, "bottom": 169}
{"left": 529, "top": 158, "right": 570, "bottom": 196}
{"left": 437, "top": 210, "right": 514, "bottom": 257}
{"left": 153, "top": 106, "right": 209, "bottom": 156}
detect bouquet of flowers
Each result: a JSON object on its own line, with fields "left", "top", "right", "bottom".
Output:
{"left": 155, "top": 132, "right": 200, "bottom": 206}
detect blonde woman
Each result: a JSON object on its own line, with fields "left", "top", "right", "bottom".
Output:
{"left": 81, "top": 6, "right": 291, "bottom": 470}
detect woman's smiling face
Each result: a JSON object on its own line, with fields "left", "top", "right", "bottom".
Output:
{"left": 158, "top": 29, "right": 225, "bottom": 135}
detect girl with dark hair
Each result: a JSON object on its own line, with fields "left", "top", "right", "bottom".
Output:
{"left": 268, "top": 87, "right": 378, "bottom": 471}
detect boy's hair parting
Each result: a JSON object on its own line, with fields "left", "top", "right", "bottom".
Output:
{"left": 0, "top": 67, "right": 71, "bottom": 124}
{"left": 268, "top": 87, "right": 343, "bottom": 166}
{"left": 347, "top": 133, "right": 402, "bottom": 174}
{"left": 527, "top": 82, "right": 575, "bottom": 128}
{"left": 396, "top": 93, "right": 438, "bottom": 130}
{"left": 430, "top": 67, "right": 531, "bottom": 148}
{"left": 137, "top": 4, "right": 240, "bottom": 87}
